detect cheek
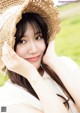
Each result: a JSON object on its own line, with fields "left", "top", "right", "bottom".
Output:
{"left": 37, "top": 41, "right": 46, "bottom": 53}
{"left": 16, "top": 45, "right": 26, "bottom": 57}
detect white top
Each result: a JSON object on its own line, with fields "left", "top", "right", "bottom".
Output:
{"left": 0, "top": 57, "right": 79, "bottom": 113}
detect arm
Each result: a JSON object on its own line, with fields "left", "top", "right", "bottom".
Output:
{"left": 6, "top": 104, "right": 43, "bottom": 113}
{"left": 47, "top": 57, "right": 80, "bottom": 111}
{"left": 43, "top": 41, "right": 80, "bottom": 111}
{"left": 2, "top": 42, "right": 68, "bottom": 113}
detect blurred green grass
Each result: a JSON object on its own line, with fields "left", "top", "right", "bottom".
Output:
{"left": 0, "top": 73, "right": 9, "bottom": 86}
{"left": 0, "top": 2, "right": 80, "bottom": 86}
{"left": 55, "top": 2, "right": 80, "bottom": 65}
{"left": 58, "top": 2, "right": 79, "bottom": 11}
{"left": 55, "top": 15, "right": 80, "bottom": 65}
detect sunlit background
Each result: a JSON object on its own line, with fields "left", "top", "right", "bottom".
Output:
{"left": 54, "top": 0, "right": 80, "bottom": 65}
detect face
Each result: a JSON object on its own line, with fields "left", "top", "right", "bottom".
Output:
{"left": 16, "top": 22, "right": 46, "bottom": 69}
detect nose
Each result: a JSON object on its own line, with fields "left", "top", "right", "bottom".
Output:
{"left": 28, "top": 40, "right": 38, "bottom": 54}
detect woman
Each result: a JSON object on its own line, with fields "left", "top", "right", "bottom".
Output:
{"left": 0, "top": 0, "right": 80, "bottom": 113}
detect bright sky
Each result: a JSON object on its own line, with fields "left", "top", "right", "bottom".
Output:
{"left": 54, "top": 0, "right": 58, "bottom": 5}
{"left": 53, "top": 0, "right": 64, "bottom": 6}
{"left": 53, "top": 0, "right": 77, "bottom": 6}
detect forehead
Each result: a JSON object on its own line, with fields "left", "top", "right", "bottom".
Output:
{"left": 25, "top": 21, "right": 41, "bottom": 33}
{"left": 24, "top": 22, "right": 42, "bottom": 37}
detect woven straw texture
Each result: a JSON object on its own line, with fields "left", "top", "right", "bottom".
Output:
{"left": 0, "top": 0, "right": 60, "bottom": 73}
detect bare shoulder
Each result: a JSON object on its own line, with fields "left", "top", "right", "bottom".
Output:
{"left": 5, "top": 103, "right": 43, "bottom": 113}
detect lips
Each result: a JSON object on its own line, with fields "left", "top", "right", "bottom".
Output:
{"left": 25, "top": 55, "right": 40, "bottom": 62}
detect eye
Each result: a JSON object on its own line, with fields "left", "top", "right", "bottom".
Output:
{"left": 35, "top": 36, "right": 43, "bottom": 40}
{"left": 18, "top": 39, "right": 26, "bottom": 44}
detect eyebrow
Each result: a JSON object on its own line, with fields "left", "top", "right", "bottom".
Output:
{"left": 23, "top": 31, "right": 42, "bottom": 37}
{"left": 34, "top": 31, "right": 42, "bottom": 35}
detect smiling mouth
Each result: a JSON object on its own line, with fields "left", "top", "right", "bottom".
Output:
{"left": 25, "top": 55, "right": 40, "bottom": 62}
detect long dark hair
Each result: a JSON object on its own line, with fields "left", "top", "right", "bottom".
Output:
{"left": 9, "top": 12, "right": 74, "bottom": 109}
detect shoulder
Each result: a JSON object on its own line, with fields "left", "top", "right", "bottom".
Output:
{"left": 59, "top": 56, "right": 79, "bottom": 71}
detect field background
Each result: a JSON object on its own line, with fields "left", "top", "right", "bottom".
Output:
{"left": 0, "top": 2, "right": 80, "bottom": 86}
{"left": 55, "top": 2, "right": 80, "bottom": 65}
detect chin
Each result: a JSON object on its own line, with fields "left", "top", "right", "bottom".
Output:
{"left": 33, "top": 63, "right": 41, "bottom": 69}
{"left": 31, "top": 61, "right": 41, "bottom": 69}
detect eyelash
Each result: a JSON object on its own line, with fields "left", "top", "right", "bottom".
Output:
{"left": 35, "top": 36, "right": 43, "bottom": 40}
{"left": 18, "top": 36, "right": 43, "bottom": 44}
{"left": 19, "top": 39, "right": 26, "bottom": 44}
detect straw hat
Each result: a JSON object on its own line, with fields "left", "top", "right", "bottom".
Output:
{"left": 0, "top": 0, "right": 60, "bottom": 73}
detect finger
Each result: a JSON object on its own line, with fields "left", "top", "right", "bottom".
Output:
{"left": 2, "top": 44, "right": 15, "bottom": 68}
{"left": 2, "top": 42, "right": 18, "bottom": 60}
{"left": 2, "top": 48, "right": 18, "bottom": 71}
{"left": 48, "top": 40, "right": 55, "bottom": 47}
{"left": 2, "top": 55, "right": 11, "bottom": 70}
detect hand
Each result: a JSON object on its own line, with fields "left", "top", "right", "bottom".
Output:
{"left": 2, "top": 42, "right": 37, "bottom": 78}
{"left": 43, "top": 40, "right": 58, "bottom": 65}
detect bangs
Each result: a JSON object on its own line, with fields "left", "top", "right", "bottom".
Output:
{"left": 29, "top": 20, "right": 42, "bottom": 35}
{"left": 15, "top": 13, "right": 42, "bottom": 41}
